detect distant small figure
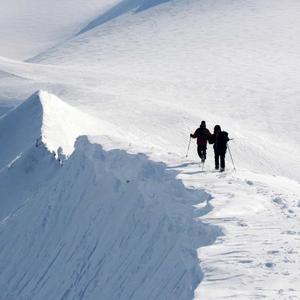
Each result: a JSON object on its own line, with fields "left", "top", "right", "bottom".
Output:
{"left": 57, "top": 147, "right": 66, "bottom": 166}
{"left": 190, "top": 121, "right": 211, "bottom": 163}
{"left": 209, "top": 125, "right": 229, "bottom": 172}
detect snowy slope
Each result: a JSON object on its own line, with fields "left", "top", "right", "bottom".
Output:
{"left": 0, "top": 126, "right": 220, "bottom": 300}
{"left": 181, "top": 166, "right": 300, "bottom": 299}
{"left": 0, "top": 91, "right": 220, "bottom": 300}
{"left": 0, "top": 0, "right": 119, "bottom": 60}
{"left": 1, "top": 0, "right": 300, "bottom": 299}
{"left": 0, "top": 90, "right": 106, "bottom": 169}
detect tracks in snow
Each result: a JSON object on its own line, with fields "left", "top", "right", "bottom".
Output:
{"left": 174, "top": 163, "right": 300, "bottom": 299}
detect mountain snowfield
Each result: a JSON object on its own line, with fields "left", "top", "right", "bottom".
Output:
{"left": 1, "top": 0, "right": 300, "bottom": 299}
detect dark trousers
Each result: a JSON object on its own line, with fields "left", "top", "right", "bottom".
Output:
{"left": 197, "top": 145, "right": 207, "bottom": 160}
{"left": 214, "top": 150, "right": 226, "bottom": 169}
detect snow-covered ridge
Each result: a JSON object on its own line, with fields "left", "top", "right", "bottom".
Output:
{"left": 0, "top": 90, "right": 222, "bottom": 298}
{"left": 0, "top": 135, "right": 220, "bottom": 299}
{"left": 33, "top": 90, "right": 100, "bottom": 156}
{"left": 0, "top": 90, "right": 100, "bottom": 170}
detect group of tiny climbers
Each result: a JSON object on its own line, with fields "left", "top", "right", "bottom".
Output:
{"left": 190, "top": 121, "right": 230, "bottom": 172}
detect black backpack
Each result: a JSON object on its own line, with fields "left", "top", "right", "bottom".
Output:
{"left": 217, "top": 131, "right": 229, "bottom": 149}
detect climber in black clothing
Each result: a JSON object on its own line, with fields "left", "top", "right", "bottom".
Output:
{"left": 209, "top": 125, "right": 229, "bottom": 172}
{"left": 190, "top": 121, "right": 211, "bottom": 163}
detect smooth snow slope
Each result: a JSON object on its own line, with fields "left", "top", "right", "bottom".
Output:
{"left": 0, "top": 0, "right": 118, "bottom": 60}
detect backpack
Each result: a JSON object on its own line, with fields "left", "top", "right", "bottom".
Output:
{"left": 216, "top": 131, "right": 229, "bottom": 150}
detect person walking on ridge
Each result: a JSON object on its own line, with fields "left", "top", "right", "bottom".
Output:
{"left": 209, "top": 125, "right": 230, "bottom": 172}
{"left": 190, "top": 121, "right": 211, "bottom": 163}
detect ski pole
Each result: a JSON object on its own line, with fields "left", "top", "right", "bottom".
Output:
{"left": 186, "top": 136, "right": 192, "bottom": 158}
{"left": 227, "top": 144, "right": 236, "bottom": 172}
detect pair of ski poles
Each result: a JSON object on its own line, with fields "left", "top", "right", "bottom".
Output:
{"left": 185, "top": 135, "right": 236, "bottom": 171}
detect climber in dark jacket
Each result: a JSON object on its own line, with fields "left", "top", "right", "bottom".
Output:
{"left": 190, "top": 121, "right": 211, "bottom": 163}
{"left": 209, "top": 125, "right": 229, "bottom": 171}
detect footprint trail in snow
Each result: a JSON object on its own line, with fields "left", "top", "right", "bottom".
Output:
{"left": 173, "top": 162, "right": 300, "bottom": 299}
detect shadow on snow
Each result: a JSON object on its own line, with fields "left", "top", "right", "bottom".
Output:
{"left": 77, "top": 0, "right": 171, "bottom": 35}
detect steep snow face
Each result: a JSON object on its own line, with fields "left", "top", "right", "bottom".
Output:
{"left": 0, "top": 89, "right": 134, "bottom": 221}
{"left": 0, "top": 136, "right": 220, "bottom": 300}
{"left": 0, "top": 91, "right": 43, "bottom": 170}
{"left": 0, "top": 89, "right": 106, "bottom": 220}
{"left": 0, "top": 144, "right": 59, "bottom": 220}
{"left": 0, "top": 90, "right": 221, "bottom": 299}
{"left": 0, "top": 90, "right": 101, "bottom": 170}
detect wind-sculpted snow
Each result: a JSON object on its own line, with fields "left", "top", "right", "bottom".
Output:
{"left": 0, "top": 135, "right": 220, "bottom": 300}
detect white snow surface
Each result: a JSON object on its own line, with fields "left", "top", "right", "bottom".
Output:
{"left": 0, "top": 90, "right": 109, "bottom": 170}
{"left": 1, "top": 0, "right": 300, "bottom": 299}
{"left": 0, "top": 0, "right": 119, "bottom": 60}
